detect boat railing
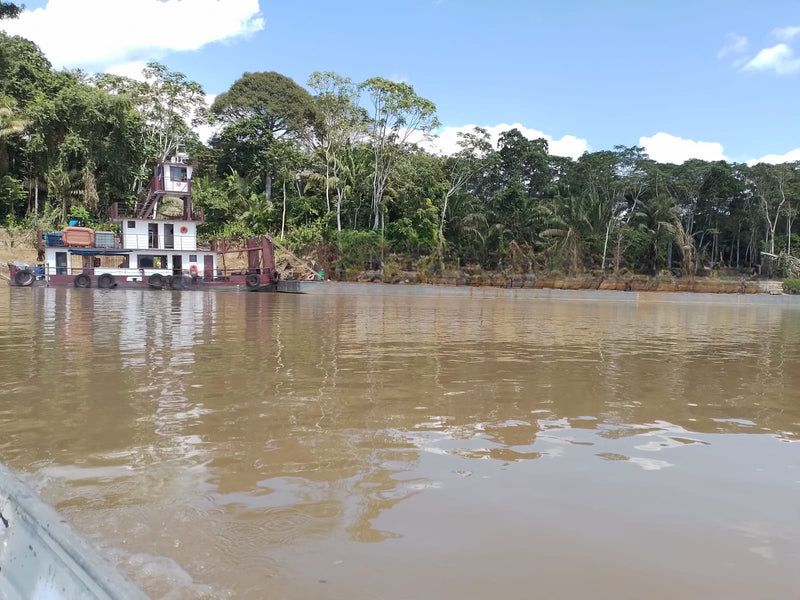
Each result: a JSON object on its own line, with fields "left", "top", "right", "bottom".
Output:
{"left": 44, "top": 234, "right": 199, "bottom": 251}
{"left": 39, "top": 266, "right": 263, "bottom": 281}
{"left": 110, "top": 201, "right": 204, "bottom": 222}
{"left": 119, "top": 234, "right": 198, "bottom": 251}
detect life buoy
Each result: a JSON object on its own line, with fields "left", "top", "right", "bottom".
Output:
{"left": 245, "top": 273, "right": 260, "bottom": 289}
{"left": 14, "top": 269, "right": 34, "bottom": 287}
{"left": 148, "top": 273, "right": 165, "bottom": 289}
{"left": 180, "top": 226, "right": 188, "bottom": 234}
{"left": 97, "top": 273, "right": 116, "bottom": 289}
{"left": 74, "top": 273, "right": 91, "bottom": 288}
{"left": 189, "top": 264, "right": 198, "bottom": 277}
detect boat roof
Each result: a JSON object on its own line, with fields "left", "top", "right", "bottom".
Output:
{"left": 68, "top": 249, "right": 132, "bottom": 255}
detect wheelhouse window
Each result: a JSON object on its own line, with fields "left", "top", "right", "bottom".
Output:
{"left": 170, "top": 166, "right": 188, "bottom": 182}
{"left": 127, "top": 220, "right": 135, "bottom": 228}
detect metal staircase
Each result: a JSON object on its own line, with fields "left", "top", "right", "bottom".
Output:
{"left": 135, "top": 181, "right": 158, "bottom": 219}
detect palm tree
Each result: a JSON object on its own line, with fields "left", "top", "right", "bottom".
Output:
{"left": 633, "top": 195, "right": 687, "bottom": 274}
{"left": 540, "top": 193, "right": 596, "bottom": 274}
{"left": 0, "top": 102, "right": 28, "bottom": 175}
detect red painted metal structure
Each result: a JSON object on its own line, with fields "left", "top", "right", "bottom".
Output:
{"left": 8, "top": 235, "right": 279, "bottom": 292}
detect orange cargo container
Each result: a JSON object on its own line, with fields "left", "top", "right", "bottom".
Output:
{"left": 62, "top": 226, "right": 94, "bottom": 247}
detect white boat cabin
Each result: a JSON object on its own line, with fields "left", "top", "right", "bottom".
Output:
{"left": 155, "top": 157, "right": 193, "bottom": 195}
{"left": 42, "top": 218, "right": 217, "bottom": 280}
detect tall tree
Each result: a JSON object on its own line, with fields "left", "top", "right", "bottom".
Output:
{"left": 438, "top": 127, "right": 492, "bottom": 248}
{"left": 0, "top": 2, "right": 21, "bottom": 20}
{"left": 212, "top": 72, "right": 316, "bottom": 201}
{"left": 494, "top": 128, "right": 550, "bottom": 197}
{"left": 308, "top": 71, "right": 366, "bottom": 232}
{"left": 94, "top": 62, "right": 206, "bottom": 195}
{"left": 745, "top": 162, "right": 794, "bottom": 256}
{"left": 361, "top": 77, "right": 439, "bottom": 230}
{"left": 0, "top": 99, "right": 27, "bottom": 175}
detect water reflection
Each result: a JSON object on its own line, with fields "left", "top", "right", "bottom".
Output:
{"left": 0, "top": 288, "right": 799, "bottom": 598}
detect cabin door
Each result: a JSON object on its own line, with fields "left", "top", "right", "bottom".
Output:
{"left": 148, "top": 223, "right": 159, "bottom": 249}
{"left": 204, "top": 255, "right": 214, "bottom": 279}
{"left": 172, "top": 255, "right": 182, "bottom": 276}
{"left": 55, "top": 251, "right": 67, "bottom": 275}
{"left": 164, "top": 224, "right": 174, "bottom": 249}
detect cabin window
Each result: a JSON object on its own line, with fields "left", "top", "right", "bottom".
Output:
{"left": 127, "top": 220, "right": 135, "bottom": 229}
{"left": 170, "top": 166, "right": 187, "bottom": 182}
{"left": 138, "top": 255, "right": 167, "bottom": 269}
{"left": 189, "top": 255, "right": 197, "bottom": 262}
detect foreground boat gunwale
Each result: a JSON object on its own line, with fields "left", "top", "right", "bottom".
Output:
{"left": 0, "top": 463, "right": 147, "bottom": 600}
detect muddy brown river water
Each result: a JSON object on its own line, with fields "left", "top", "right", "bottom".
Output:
{"left": 0, "top": 286, "right": 799, "bottom": 599}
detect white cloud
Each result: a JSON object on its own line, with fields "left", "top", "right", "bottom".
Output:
{"left": 746, "top": 148, "right": 800, "bottom": 166}
{"left": 771, "top": 26, "right": 800, "bottom": 42}
{"left": 0, "top": 0, "right": 264, "bottom": 71}
{"left": 105, "top": 61, "right": 149, "bottom": 81}
{"left": 743, "top": 43, "right": 800, "bottom": 75}
{"left": 718, "top": 33, "right": 748, "bottom": 58}
{"left": 639, "top": 132, "right": 726, "bottom": 164}
{"left": 427, "top": 123, "right": 589, "bottom": 160}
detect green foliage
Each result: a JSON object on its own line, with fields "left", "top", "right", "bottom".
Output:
{"left": 213, "top": 71, "right": 316, "bottom": 135}
{"left": 0, "top": 51, "right": 793, "bottom": 280}
{"left": 283, "top": 222, "right": 325, "bottom": 252}
{"left": 67, "top": 205, "right": 93, "bottom": 226}
{"left": 0, "top": 174, "right": 24, "bottom": 220}
{"left": 330, "top": 229, "right": 386, "bottom": 274}
{"left": 782, "top": 279, "right": 800, "bottom": 294}
{"left": 0, "top": 2, "right": 21, "bottom": 20}
{"left": 216, "top": 221, "right": 255, "bottom": 243}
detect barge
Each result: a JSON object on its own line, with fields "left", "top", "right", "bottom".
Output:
{"left": 7, "top": 155, "right": 285, "bottom": 292}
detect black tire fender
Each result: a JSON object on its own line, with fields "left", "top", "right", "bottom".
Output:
{"left": 74, "top": 273, "right": 91, "bottom": 288}
{"left": 245, "top": 273, "right": 260, "bottom": 289}
{"left": 14, "top": 269, "right": 34, "bottom": 287}
{"left": 171, "top": 275, "right": 191, "bottom": 290}
{"left": 97, "top": 273, "right": 116, "bottom": 289}
{"left": 148, "top": 273, "right": 165, "bottom": 289}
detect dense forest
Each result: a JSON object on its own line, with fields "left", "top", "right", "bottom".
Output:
{"left": 1, "top": 11, "right": 799, "bottom": 279}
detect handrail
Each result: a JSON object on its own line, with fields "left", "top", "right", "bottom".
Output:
{"left": 44, "top": 234, "right": 200, "bottom": 251}
{"left": 41, "top": 265, "right": 259, "bottom": 279}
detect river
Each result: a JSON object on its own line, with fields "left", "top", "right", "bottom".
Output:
{"left": 0, "top": 286, "right": 798, "bottom": 599}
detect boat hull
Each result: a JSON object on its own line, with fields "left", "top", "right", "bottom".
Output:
{"left": 0, "top": 463, "right": 147, "bottom": 599}
{"left": 7, "top": 263, "right": 281, "bottom": 292}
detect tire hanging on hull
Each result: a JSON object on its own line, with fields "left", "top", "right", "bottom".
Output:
{"left": 245, "top": 273, "right": 260, "bottom": 289}
{"left": 14, "top": 270, "right": 34, "bottom": 287}
{"left": 148, "top": 273, "right": 165, "bottom": 289}
{"left": 171, "top": 275, "right": 191, "bottom": 290}
{"left": 97, "top": 273, "right": 117, "bottom": 289}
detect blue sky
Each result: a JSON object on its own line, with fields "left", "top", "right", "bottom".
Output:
{"left": 3, "top": 0, "right": 800, "bottom": 164}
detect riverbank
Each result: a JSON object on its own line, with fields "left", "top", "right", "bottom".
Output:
{"left": 297, "top": 280, "right": 800, "bottom": 307}
{"left": 0, "top": 229, "right": 37, "bottom": 281}
{"left": 0, "top": 227, "right": 785, "bottom": 296}
{"left": 342, "top": 268, "right": 771, "bottom": 295}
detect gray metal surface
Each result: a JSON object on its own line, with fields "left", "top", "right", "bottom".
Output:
{"left": 0, "top": 464, "right": 147, "bottom": 600}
